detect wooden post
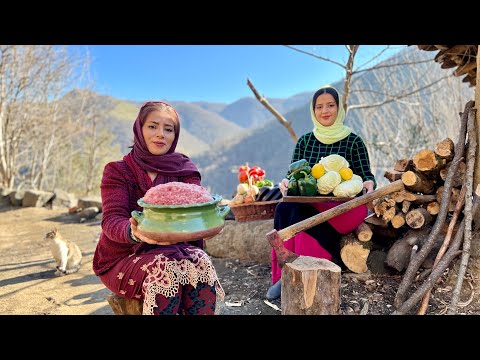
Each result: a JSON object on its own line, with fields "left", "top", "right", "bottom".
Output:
{"left": 475, "top": 46, "right": 480, "bottom": 190}
{"left": 281, "top": 256, "right": 341, "bottom": 315}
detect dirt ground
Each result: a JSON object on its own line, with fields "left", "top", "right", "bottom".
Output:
{"left": 1, "top": 204, "right": 478, "bottom": 316}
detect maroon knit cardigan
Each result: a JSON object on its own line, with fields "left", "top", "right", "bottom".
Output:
{"left": 92, "top": 159, "right": 201, "bottom": 276}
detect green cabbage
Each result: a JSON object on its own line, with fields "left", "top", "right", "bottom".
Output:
{"left": 316, "top": 171, "right": 342, "bottom": 195}
{"left": 319, "top": 154, "right": 349, "bottom": 172}
{"left": 333, "top": 178, "right": 363, "bottom": 197}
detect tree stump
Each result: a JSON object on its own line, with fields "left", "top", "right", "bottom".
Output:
{"left": 106, "top": 294, "right": 143, "bottom": 315}
{"left": 281, "top": 256, "right": 341, "bottom": 315}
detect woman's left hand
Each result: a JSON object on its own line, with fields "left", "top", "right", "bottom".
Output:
{"left": 363, "top": 180, "right": 374, "bottom": 194}
{"left": 363, "top": 180, "right": 375, "bottom": 211}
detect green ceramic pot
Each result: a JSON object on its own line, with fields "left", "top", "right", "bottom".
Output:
{"left": 131, "top": 194, "right": 230, "bottom": 242}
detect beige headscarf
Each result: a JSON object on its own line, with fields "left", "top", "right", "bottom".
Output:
{"left": 310, "top": 85, "right": 351, "bottom": 144}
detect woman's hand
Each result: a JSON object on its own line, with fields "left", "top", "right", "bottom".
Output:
{"left": 363, "top": 180, "right": 375, "bottom": 211}
{"left": 363, "top": 180, "right": 374, "bottom": 194}
{"left": 279, "top": 178, "right": 289, "bottom": 196}
{"left": 129, "top": 217, "right": 184, "bottom": 245}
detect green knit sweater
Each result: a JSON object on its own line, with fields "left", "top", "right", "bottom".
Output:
{"left": 289, "top": 132, "right": 376, "bottom": 188}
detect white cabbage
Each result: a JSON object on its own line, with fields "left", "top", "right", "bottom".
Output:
{"left": 320, "top": 154, "right": 350, "bottom": 172}
{"left": 333, "top": 178, "right": 363, "bottom": 197}
{"left": 316, "top": 171, "right": 342, "bottom": 195}
{"left": 351, "top": 174, "right": 363, "bottom": 183}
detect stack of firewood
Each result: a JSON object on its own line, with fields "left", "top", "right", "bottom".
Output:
{"left": 339, "top": 137, "right": 464, "bottom": 274}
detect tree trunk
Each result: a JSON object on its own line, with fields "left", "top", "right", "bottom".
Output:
{"left": 474, "top": 46, "right": 480, "bottom": 191}
{"left": 281, "top": 256, "right": 341, "bottom": 315}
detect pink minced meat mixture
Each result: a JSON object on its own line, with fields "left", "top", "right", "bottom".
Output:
{"left": 143, "top": 182, "right": 214, "bottom": 205}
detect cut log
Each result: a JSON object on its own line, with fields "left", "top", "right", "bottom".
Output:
{"left": 385, "top": 238, "right": 412, "bottom": 272}
{"left": 413, "top": 149, "right": 446, "bottom": 179}
{"left": 439, "top": 161, "right": 466, "bottom": 188}
{"left": 435, "top": 138, "right": 455, "bottom": 161}
{"left": 391, "top": 212, "right": 406, "bottom": 229}
{"left": 364, "top": 213, "right": 389, "bottom": 228}
{"left": 385, "top": 228, "right": 430, "bottom": 271}
{"left": 371, "top": 225, "right": 398, "bottom": 239}
{"left": 412, "top": 194, "right": 438, "bottom": 204}
{"left": 384, "top": 170, "right": 403, "bottom": 182}
{"left": 391, "top": 190, "right": 417, "bottom": 203}
{"left": 403, "top": 228, "right": 431, "bottom": 246}
{"left": 383, "top": 206, "right": 397, "bottom": 222}
{"left": 405, "top": 207, "right": 434, "bottom": 229}
{"left": 436, "top": 186, "right": 461, "bottom": 212}
{"left": 426, "top": 201, "right": 440, "bottom": 215}
{"left": 282, "top": 256, "right": 341, "bottom": 315}
{"left": 340, "top": 233, "right": 371, "bottom": 273}
{"left": 373, "top": 196, "right": 396, "bottom": 221}
{"left": 373, "top": 195, "right": 395, "bottom": 208}
{"left": 107, "top": 294, "right": 143, "bottom": 315}
{"left": 367, "top": 250, "right": 391, "bottom": 275}
{"left": 401, "top": 170, "right": 435, "bottom": 194}
{"left": 355, "top": 222, "right": 373, "bottom": 242}
{"left": 394, "top": 158, "right": 414, "bottom": 172}
{"left": 402, "top": 200, "right": 411, "bottom": 213}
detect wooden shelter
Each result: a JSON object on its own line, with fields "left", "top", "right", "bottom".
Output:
{"left": 417, "top": 45, "right": 477, "bottom": 86}
{"left": 416, "top": 45, "right": 479, "bottom": 189}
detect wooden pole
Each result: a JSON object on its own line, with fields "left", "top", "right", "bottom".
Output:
{"left": 276, "top": 180, "right": 404, "bottom": 241}
{"left": 475, "top": 45, "right": 480, "bottom": 191}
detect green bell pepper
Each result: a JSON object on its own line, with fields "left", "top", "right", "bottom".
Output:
{"left": 288, "top": 165, "right": 312, "bottom": 180}
{"left": 287, "top": 177, "right": 299, "bottom": 196}
{"left": 288, "top": 159, "right": 308, "bottom": 173}
{"left": 297, "top": 171, "right": 318, "bottom": 196}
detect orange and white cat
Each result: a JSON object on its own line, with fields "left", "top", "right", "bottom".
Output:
{"left": 46, "top": 228, "right": 82, "bottom": 276}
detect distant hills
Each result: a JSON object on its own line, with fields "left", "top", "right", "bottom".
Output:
{"left": 88, "top": 46, "right": 473, "bottom": 198}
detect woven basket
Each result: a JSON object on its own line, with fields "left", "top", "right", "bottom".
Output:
{"left": 229, "top": 199, "right": 281, "bottom": 222}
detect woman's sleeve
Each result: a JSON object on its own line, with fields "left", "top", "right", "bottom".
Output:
{"left": 291, "top": 136, "right": 305, "bottom": 163}
{"left": 182, "top": 175, "right": 202, "bottom": 186}
{"left": 100, "top": 163, "right": 134, "bottom": 244}
{"left": 351, "top": 136, "right": 377, "bottom": 189}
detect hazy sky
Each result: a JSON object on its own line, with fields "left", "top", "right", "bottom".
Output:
{"left": 74, "top": 45, "right": 406, "bottom": 104}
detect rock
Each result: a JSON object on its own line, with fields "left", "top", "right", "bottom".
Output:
{"left": 205, "top": 219, "right": 273, "bottom": 264}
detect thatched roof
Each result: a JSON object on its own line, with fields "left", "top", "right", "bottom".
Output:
{"left": 417, "top": 45, "right": 478, "bottom": 86}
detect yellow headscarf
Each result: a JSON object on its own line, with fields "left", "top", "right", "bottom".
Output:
{"left": 310, "top": 85, "right": 351, "bottom": 144}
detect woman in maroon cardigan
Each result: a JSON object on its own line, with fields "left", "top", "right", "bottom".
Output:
{"left": 93, "top": 101, "right": 224, "bottom": 315}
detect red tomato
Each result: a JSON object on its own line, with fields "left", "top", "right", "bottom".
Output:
{"left": 238, "top": 171, "right": 249, "bottom": 183}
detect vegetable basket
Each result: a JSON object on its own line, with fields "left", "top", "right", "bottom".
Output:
{"left": 229, "top": 200, "right": 281, "bottom": 222}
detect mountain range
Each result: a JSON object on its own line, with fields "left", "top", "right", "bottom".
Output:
{"left": 92, "top": 46, "right": 473, "bottom": 198}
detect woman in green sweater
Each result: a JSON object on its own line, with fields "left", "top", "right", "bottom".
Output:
{"left": 267, "top": 85, "right": 376, "bottom": 300}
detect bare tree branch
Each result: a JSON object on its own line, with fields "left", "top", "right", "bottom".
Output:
{"left": 283, "top": 45, "right": 346, "bottom": 68}
{"left": 342, "top": 45, "right": 359, "bottom": 112}
{"left": 348, "top": 75, "right": 451, "bottom": 111}
{"left": 448, "top": 107, "right": 477, "bottom": 314}
{"left": 246, "top": 78, "right": 298, "bottom": 142}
